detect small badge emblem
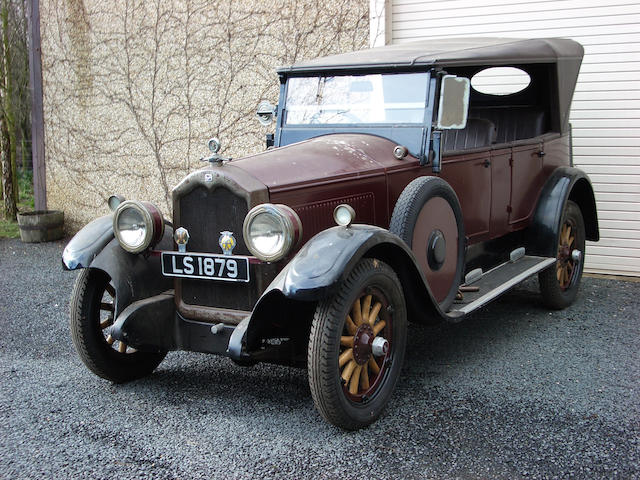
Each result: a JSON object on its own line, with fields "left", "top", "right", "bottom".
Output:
{"left": 219, "top": 231, "right": 236, "bottom": 256}
{"left": 204, "top": 173, "right": 213, "bottom": 182}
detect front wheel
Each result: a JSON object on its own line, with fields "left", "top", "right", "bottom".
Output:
{"left": 538, "top": 200, "right": 586, "bottom": 309}
{"left": 308, "top": 258, "right": 407, "bottom": 430}
{"left": 70, "top": 268, "right": 166, "bottom": 382}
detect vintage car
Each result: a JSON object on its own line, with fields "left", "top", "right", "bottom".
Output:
{"left": 63, "top": 37, "right": 599, "bottom": 430}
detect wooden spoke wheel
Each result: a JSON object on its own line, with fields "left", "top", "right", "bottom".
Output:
{"left": 308, "top": 258, "right": 407, "bottom": 430}
{"left": 539, "top": 200, "right": 586, "bottom": 310}
{"left": 98, "top": 281, "right": 132, "bottom": 354}
{"left": 338, "top": 287, "right": 391, "bottom": 402}
{"left": 557, "top": 220, "right": 577, "bottom": 291}
{"left": 70, "top": 268, "right": 166, "bottom": 383}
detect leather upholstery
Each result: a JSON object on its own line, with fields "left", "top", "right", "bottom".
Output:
{"left": 442, "top": 118, "right": 497, "bottom": 152}
{"left": 471, "top": 106, "right": 545, "bottom": 144}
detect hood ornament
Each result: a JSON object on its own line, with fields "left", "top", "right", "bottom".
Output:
{"left": 201, "top": 137, "right": 231, "bottom": 166}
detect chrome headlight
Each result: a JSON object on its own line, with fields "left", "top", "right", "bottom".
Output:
{"left": 243, "top": 204, "right": 302, "bottom": 262}
{"left": 113, "top": 200, "right": 165, "bottom": 253}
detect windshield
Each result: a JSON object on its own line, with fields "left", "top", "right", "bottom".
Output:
{"left": 284, "top": 72, "right": 429, "bottom": 125}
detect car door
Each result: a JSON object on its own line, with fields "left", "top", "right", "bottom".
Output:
{"left": 440, "top": 150, "right": 492, "bottom": 244}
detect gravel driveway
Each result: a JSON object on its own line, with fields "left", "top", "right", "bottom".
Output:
{"left": 1, "top": 237, "right": 638, "bottom": 479}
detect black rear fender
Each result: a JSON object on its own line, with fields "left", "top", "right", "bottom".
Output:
{"left": 527, "top": 167, "right": 599, "bottom": 257}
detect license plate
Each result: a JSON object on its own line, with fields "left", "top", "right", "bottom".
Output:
{"left": 161, "top": 252, "right": 250, "bottom": 283}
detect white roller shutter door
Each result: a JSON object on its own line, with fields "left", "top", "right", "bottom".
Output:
{"left": 388, "top": 0, "right": 640, "bottom": 276}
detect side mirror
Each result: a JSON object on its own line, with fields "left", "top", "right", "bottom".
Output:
{"left": 436, "top": 75, "right": 470, "bottom": 130}
{"left": 256, "top": 101, "right": 276, "bottom": 126}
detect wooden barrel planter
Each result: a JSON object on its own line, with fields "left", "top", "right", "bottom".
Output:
{"left": 17, "top": 210, "right": 64, "bottom": 243}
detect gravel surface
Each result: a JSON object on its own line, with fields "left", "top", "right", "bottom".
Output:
{"left": 1, "top": 237, "right": 638, "bottom": 479}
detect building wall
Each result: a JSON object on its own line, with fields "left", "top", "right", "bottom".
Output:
{"left": 40, "top": 0, "right": 369, "bottom": 231}
{"left": 389, "top": 0, "right": 640, "bottom": 276}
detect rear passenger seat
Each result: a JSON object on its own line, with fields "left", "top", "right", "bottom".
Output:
{"left": 442, "top": 118, "right": 497, "bottom": 152}
{"left": 470, "top": 106, "right": 546, "bottom": 144}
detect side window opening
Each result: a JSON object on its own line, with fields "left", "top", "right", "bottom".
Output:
{"left": 457, "top": 65, "right": 554, "bottom": 146}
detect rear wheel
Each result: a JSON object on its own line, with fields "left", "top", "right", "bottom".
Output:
{"left": 70, "top": 268, "right": 166, "bottom": 382}
{"left": 308, "top": 258, "right": 407, "bottom": 430}
{"left": 538, "top": 200, "right": 586, "bottom": 309}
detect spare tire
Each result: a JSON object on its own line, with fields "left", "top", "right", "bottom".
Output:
{"left": 389, "top": 176, "right": 465, "bottom": 311}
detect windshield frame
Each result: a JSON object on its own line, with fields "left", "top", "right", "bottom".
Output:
{"left": 275, "top": 70, "right": 434, "bottom": 162}
{"left": 282, "top": 72, "right": 431, "bottom": 127}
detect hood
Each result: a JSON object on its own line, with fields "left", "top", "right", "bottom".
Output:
{"left": 230, "top": 134, "right": 403, "bottom": 193}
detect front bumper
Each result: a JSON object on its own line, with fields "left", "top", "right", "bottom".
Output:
{"left": 109, "top": 290, "right": 247, "bottom": 360}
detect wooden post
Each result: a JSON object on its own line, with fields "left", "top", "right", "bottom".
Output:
{"left": 27, "top": 0, "right": 45, "bottom": 210}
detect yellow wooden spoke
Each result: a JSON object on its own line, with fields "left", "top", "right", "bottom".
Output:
{"left": 557, "top": 265, "right": 562, "bottom": 281}
{"left": 360, "top": 365, "right": 370, "bottom": 390}
{"left": 100, "top": 302, "right": 114, "bottom": 312}
{"left": 341, "top": 359, "right": 357, "bottom": 383}
{"left": 339, "top": 348, "right": 353, "bottom": 368}
{"left": 368, "top": 357, "right": 380, "bottom": 375}
{"left": 105, "top": 284, "right": 116, "bottom": 297}
{"left": 118, "top": 341, "right": 127, "bottom": 353}
{"left": 568, "top": 235, "right": 574, "bottom": 247}
{"left": 340, "top": 336, "right": 354, "bottom": 348}
{"left": 373, "top": 320, "right": 386, "bottom": 336}
{"left": 106, "top": 334, "right": 115, "bottom": 345}
{"left": 368, "top": 302, "right": 382, "bottom": 326}
{"left": 349, "top": 365, "right": 362, "bottom": 394}
{"left": 352, "top": 298, "right": 363, "bottom": 325}
{"left": 361, "top": 295, "right": 372, "bottom": 322}
{"left": 345, "top": 315, "right": 357, "bottom": 335}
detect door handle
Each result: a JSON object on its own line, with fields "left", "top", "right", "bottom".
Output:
{"left": 483, "top": 159, "right": 491, "bottom": 168}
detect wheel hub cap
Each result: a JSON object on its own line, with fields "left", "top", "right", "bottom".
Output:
{"left": 353, "top": 324, "right": 374, "bottom": 365}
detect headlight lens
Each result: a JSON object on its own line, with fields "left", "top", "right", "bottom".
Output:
{"left": 243, "top": 204, "right": 302, "bottom": 262}
{"left": 113, "top": 200, "right": 164, "bottom": 253}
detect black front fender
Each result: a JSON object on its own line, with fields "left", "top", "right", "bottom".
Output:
{"left": 63, "top": 216, "right": 174, "bottom": 318}
{"left": 62, "top": 215, "right": 114, "bottom": 270}
{"left": 268, "top": 225, "right": 416, "bottom": 301}
{"left": 228, "top": 225, "right": 448, "bottom": 361}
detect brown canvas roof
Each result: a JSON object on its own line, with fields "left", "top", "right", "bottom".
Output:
{"left": 278, "top": 37, "right": 583, "bottom": 73}
{"left": 278, "top": 37, "right": 584, "bottom": 132}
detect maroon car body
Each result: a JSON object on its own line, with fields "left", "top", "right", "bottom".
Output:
{"left": 63, "top": 38, "right": 599, "bottom": 430}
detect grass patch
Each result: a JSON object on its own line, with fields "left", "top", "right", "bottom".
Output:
{"left": 0, "top": 169, "right": 35, "bottom": 239}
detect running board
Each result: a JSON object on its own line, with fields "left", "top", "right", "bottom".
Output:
{"left": 448, "top": 255, "right": 556, "bottom": 317}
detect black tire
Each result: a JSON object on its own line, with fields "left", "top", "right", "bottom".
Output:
{"left": 389, "top": 176, "right": 465, "bottom": 311}
{"left": 70, "top": 268, "right": 166, "bottom": 383}
{"left": 308, "top": 258, "right": 407, "bottom": 430}
{"left": 538, "top": 200, "right": 586, "bottom": 310}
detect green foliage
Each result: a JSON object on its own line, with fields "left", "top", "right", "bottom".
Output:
{"left": 0, "top": 168, "right": 34, "bottom": 238}
{"left": 17, "top": 168, "right": 33, "bottom": 210}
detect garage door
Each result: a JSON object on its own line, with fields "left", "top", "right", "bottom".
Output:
{"left": 389, "top": 0, "right": 640, "bottom": 276}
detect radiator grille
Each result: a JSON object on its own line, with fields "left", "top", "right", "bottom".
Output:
{"left": 177, "top": 186, "right": 260, "bottom": 312}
